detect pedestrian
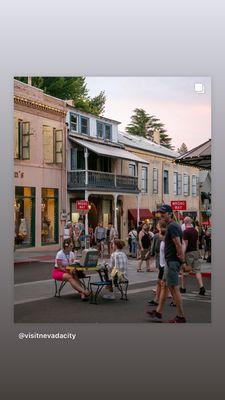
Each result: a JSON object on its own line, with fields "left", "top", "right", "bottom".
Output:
{"left": 204, "top": 226, "right": 211, "bottom": 262}
{"left": 148, "top": 222, "right": 167, "bottom": 306}
{"left": 136, "top": 221, "right": 143, "bottom": 259}
{"left": 137, "top": 223, "right": 153, "bottom": 272}
{"left": 94, "top": 221, "right": 106, "bottom": 258}
{"left": 52, "top": 239, "right": 90, "bottom": 300}
{"left": 103, "top": 239, "right": 128, "bottom": 300}
{"left": 106, "top": 222, "right": 118, "bottom": 256}
{"left": 147, "top": 204, "right": 187, "bottom": 323}
{"left": 128, "top": 227, "right": 138, "bottom": 258}
{"left": 180, "top": 217, "right": 206, "bottom": 295}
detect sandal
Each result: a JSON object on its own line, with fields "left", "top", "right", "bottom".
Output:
{"left": 80, "top": 290, "right": 91, "bottom": 301}
{"left": 137, "top": 269, "right": 143, "bottom": 272}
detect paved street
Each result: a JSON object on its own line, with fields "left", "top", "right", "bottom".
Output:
{"left": 14, "top": 254, "right": 211, "bottom": 323}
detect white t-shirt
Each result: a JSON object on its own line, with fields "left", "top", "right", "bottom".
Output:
{"left": 159, "top": 241, "right": 166, "bottom": 268}
{"left": 55, "top": 250, "right": 75, "bottom": 268}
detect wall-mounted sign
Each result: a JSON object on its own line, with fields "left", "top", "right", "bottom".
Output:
{"left": 14, "top": 171, "right": 24, "bottom": 178}
{"left": 75, "top": 200, "right": 89, "bottom": 211}
{"left": 171, "top": 200, "right": 187, "bottom": 211}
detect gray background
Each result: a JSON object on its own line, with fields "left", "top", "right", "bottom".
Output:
{"left": 0, "top": 1, "right": 224, "bottom": 398}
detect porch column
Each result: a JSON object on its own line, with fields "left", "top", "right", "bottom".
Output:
{"left": 84, "top": 147, "right": 88, "bottom": 185}
{"left": 137, "top": 194, "right": 140, "bottom": 225}
{"left": 114, "top": 194, "right": 118, "bottom": 232}
{"left": 85, "top": 191, "right": 89, "bottom": 248}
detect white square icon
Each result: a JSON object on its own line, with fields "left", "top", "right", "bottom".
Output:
{"left": 194, "top": 83, "right": 205, "bottom": 93}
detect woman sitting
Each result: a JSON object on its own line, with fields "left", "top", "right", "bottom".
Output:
{"left": 52, "top": 239, "right": 90, "bottom": 300}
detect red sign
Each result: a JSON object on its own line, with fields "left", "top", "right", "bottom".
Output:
{"left": 75, "top": 200, "right": 89, "bottom": 211}
{"left": 171, "top": 201, "right": 187, "bottom": 211}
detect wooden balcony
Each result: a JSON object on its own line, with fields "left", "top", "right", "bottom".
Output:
{"left": 67, "top": 170, "right": 139, "bottom": 193}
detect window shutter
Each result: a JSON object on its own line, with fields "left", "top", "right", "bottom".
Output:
{"left": 14, "top": 117, "right": 19, "bottom": 159}
{"left": 43, "top": 126, "right": 54, "bottom": 163}
{"left": 22, "top": 122, "right": 30, "bottom": 160}
{"left": 54, "top": 129, "right": 63, "bottom": 164}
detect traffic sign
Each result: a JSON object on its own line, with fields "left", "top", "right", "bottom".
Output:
{"left": 171, "top": 200, "right": 187, "bottom": 211}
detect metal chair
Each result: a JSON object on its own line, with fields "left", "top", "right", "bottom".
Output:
{"left": 54, "top": 274, "right": 91, "bottom": 298}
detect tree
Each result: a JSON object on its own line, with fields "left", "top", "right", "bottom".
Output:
{"left": 178, "top": 143, "right": 188, "bottom": 155}
{"left": 15, "top": 77, "right": 106, "bottom": 116}
{"left": 126, "top": 108, "right": 173, "bottom": 149}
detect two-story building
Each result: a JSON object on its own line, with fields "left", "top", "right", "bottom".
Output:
{"left": 66, "top": 104, "right": 148, "bottom": 237}
{"left": 118, "top": 131, "right": 200, "bottom": 239}
{"left": 14, "top": 80, "right": 67, "bottom": 251}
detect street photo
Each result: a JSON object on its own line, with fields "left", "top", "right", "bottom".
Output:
{"left": 14, "top": 76, "right": 211, "bottom": 323}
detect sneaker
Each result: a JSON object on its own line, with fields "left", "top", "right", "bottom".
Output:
{"left": 148, "top": 300, "right": 159, "bottom": 306}
{"left": 199, "top": 286, "right": 206, "bottom": 296}
{"left": 168, "top": 315, "right": 187, "bottom": 323}
{"left": 146, "top": 309, "right": 162, "bottom": 322}
{"left": 180, "top": 288, "right": 186, "bottom": 294}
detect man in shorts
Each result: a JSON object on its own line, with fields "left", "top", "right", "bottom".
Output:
{"left": 180, "top": 216, "right": 206, "bottom": 295}
{"left": 147, "top": 204, "right": 186, "bottom": 323}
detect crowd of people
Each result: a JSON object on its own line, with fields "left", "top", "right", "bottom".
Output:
{"left": 56, "top": 209, "right": 211, "bottom": 322}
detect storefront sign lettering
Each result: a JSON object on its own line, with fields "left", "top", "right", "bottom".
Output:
{"left": 14, "top": 171, "right": 24, "bottom": 178}
{"left": 171, "top": 200, "right": 187, "bottom": 211}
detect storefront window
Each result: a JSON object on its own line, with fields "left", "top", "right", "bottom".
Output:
{"left": 41, "top": 188, "right": 58, "bottom": 245}
{"left": 14, "top": 187, "right": 35, "bottom": 247}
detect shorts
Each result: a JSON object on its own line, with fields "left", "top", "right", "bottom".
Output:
{"left": 52, "top": 268, "right": 65, "bottom": 281}
{"left": 185, "top": 251, "right": 201, "bottom": 273}
{"left": 163, "top": 261, "right": 181, "bottom": 287}
{"left": 158, "top": 266, "right": 164, "bottom": 280}
{"left": 141, "top": 249, "right": 150, "bottom": 260}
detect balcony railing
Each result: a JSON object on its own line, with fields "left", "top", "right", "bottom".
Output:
{"left": 67, "top": 170, "right": 139, "bottom": 192}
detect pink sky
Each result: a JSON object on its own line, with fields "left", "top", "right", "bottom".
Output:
{"left": 86, "top": 77, "right": 211, "bottom": 150}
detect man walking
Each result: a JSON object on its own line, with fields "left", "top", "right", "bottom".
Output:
{"left": 94, "top": 221, "right": 106, "bottom": 257}
{"left": 147, "top": 204, "right": 186, "bottom": 323}
{"left": 180, "top": 216, "right": 206, "bottom": 295}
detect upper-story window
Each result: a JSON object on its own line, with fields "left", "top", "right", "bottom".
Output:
{"left": 14, "top": 118, "right": 30, "bottom": 160}
{"left": 183, "top": 174, "right": 190, "bottom": 196}
{"left": 178, "top": 173, "right": 182, "bottom": 195}
{"left": 129, "top": 163, "right": 136, "bottom": 177}
{"left": 97, "top": 121, "right": 112, "bottom": 140}
{"left": 163, "top": 170, "right": 169, "bottom": 194}
{"left": 192, "top": 175, "right": 197, "bottom": 196}
{"left": 141, "top": 166, "right": 148, "bottom": 193}
{"left": 70, "top": 113, "right": 89, "bottom": 135}
{"left": 43, "top": 126, "right": 63, "bottom": 164}
{"left": 153, "top": 168, "right": 158, "bottom": 194}
{"left": 173, "top": 172, "right": 178, "bottom": 195}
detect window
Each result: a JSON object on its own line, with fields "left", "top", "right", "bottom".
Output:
{"left": 141, "top": 166, "right": 148, "bottom": 193}
{"left": 183, "top": 174, "right": 190, "bottom": 196}
{"left": 70, "top": 113, "right": 78, "bottom": 131}
{"left": 14, "top": 118, "right": 30, "bottom": 160}
{"left": 41, "top": 188, "right": 59, "bottom": 245}
{"left": 96, "top": 121, "right": 112, "bottom": 140}
{"left": 129, "top": 163, "right": 136, "bottom": 177}
{"left": 163, "top": 170, "right": 169, "bottom": 194}
{"left": 80, "top": 116, "right": 88, "bottom": 135}
{"left": 43, "top": 126, "right": 63, "bottom": 164}
{"left": 192, "top": 175, "right": 197, "bottom": 196}
{"left": 153, "top": 168, "right": 158, "bottom": 194}
{"left": 173, "top": 172, "right": 178, "bottom": 195}
{"left": 14, "top": 187, "right": 35, "bottom": 247}
{"left": 178, "top": 173, "right": 182, "bottom": 195}
{"left": 97, "top": 122, "right": 104, "bottom": 138}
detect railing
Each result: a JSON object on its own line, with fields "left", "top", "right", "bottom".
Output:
{"left": 68, "top": 170, "right": 139, "bottom": 192}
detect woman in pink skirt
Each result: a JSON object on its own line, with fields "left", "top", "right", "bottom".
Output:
{"left": 52, "top": 239, "right": 90, "bottom": 300}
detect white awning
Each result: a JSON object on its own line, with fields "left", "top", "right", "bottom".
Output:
{"left": 69, "top": 137, "right": 149, "bottom": 164}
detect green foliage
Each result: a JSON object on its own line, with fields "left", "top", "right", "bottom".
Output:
{"left": 15, "top": 77, "right": 106, "bottom": 116}
{"left": 126, "top": 108, "right": 173, "bottom": 149}
{"left": 178, "top": 143, "right": 188, "bottom": 155}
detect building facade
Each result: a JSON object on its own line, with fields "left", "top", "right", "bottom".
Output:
{"left": 118, "top": 131, "right": 200, "bottom": 239}
{"left": 66, "top": 105, "right": 147, "bottom": 237}
{"left": 14, "top": 80, "right": 67, "bottom": 251}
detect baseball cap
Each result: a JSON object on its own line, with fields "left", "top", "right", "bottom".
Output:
{"left": 159, "top": 204, "right": 173, "bottom": 213}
